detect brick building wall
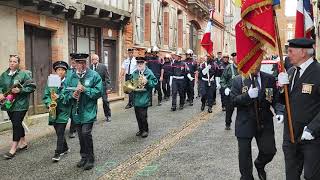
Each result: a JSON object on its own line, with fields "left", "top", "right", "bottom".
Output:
{"left": 126, "top": 0, "right": 225, "bottom": 59}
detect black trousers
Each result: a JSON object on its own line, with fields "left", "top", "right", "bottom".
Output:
{"left": 283, "top": 139, "right": 320, "bottom": 180}
{"left": 7, "top": 111, "right": 27, "bottom": 142}
{"left": 102, "top": 85, "right": 111, "bottom": 117}
{"left": 69, "top": 111, "right": 76, "bottom": 134}
{"left": 200, "top": 80, "right": 216, "bottom": 107}
{"left": 185, "top": 79, "right": 195, "bottom": 102}
{"left": 53, "top": 123, "right": 68, "bottom": 154}
{"left": 125, "top": 74, "right": 134, "bottom": 106}
{"left": 225, "top": 95, "right": 234, "bottom": 126}
{"left": 76, "top": 123, "right": 94, "bottom": 162}
{"left": 172, "top": 79, "right": 185, "bottom": 107}
{"left": 134, "top": 107, "right": 148, "bottom": 132}
{"left": 162, "top": 77, "right": 171, "bottom": 98}
{"left": 220, "top": 87, "right": 227, "bottom": 107}
{"left": 237, "top": 133, "right": 276, "bottom": 180}
{"left": 149, "top": 77, "right": 162, "bottom": 104}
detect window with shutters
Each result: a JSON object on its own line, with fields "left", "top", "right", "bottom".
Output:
{"left": 157, "top": 1, "right": 163, "bottom": 47}
{"left": 169, "top": 6, "right": 177, "bottom": 50}
{"left": 182, "top": 13, "right": 187, "bottom": 50}
{"left": 135, "top": 0, "right": 145, "bottom": 45}
{"left": 151, "top": 0, "right": 158, "bottom": 46}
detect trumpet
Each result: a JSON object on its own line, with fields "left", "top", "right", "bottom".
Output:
{"left": 49, "top": 88, "right": 57, "bottom": 120}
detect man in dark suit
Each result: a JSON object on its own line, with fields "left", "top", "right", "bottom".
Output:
{"left": 90, "top": 54, "right": 111, "bottom": 122}
{"left": 231, "top": 66, "right": 284, "bottom": 180}
{"left": 278, "top": 38, "right": 320, "bottom": 180}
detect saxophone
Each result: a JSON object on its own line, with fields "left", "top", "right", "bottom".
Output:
{"left": 49, "top": 88, "right": 57, "bottom": 120}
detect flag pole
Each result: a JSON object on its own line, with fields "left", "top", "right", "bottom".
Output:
{"left": 273, "top": 9, "right": 295, "bottom": 143}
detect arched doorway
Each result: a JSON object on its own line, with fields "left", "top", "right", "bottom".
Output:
{"left": 189, "top": 20, "right": 201, "bottom": 54}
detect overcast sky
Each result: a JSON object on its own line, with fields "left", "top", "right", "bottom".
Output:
{"left": 285, "top": 0, "right": 297, "bottom": 17}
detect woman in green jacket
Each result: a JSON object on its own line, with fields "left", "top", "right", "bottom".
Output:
{"left": 132, "top": 57, "right": 158, "bottom": 138}
{"left": 0, "top": 55, "right": 36, "bottom": 159}
{"left": 43, "top": 61, "right": 72, "bottom": 162}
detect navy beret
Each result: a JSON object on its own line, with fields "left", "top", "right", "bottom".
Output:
{"left": 53, "top": 61, "right": 69, "bottom": 71}
{"left": 288, "top": 38, "right": 315, "bottom": 48}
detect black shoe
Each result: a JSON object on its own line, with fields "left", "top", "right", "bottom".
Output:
{"left": 17, "top": 145, "right": 28, "bottom": 152}
{"left": 225, "top": 126, "right": 231, "bottom": 130}
{"left": 141, "top": 131, "right": 148, "bottom": 138}
{"left": 136, "top": 131, "right": 142, "bottom": 136}
{"left": 208, "top": 107, "right": 213, "bottom": 113}
{"left": 77, "top": 158, "right": 87, "bottom": 168}
{"left": 255, "top": 161, "right": 267, "bottom": 180}
{"left": 256, "top": 168, "right": 266, "bottom": 180}
{"left": 201, "top": 103, "right": 205, "bottom": 111}
{"left": 179, "top": 105, "right": 184, "bottom": 110}
{"left": 189, "top": 100, "right": 193, "bottom": 106}
{"left": 158, "top": 102, "right": 162, "bottom": 106}
{"left": 213, "top": 101, "right": 216, "bottom": 105}
{"left": 69, "top": 132, "right": 76, "bottom": 139}
{"left": 105, "top": 116, "right": 111, "bottom": 122}
{"left": 60, "top": 148, "right": 70, "bottom": 156}
{"left": 83, "top": 161, "right": 94, "bottom": 170}
{"left": 222, "top": 107, "right": 226, "bottom": 111}
{"left": 52, "top": 153, "right": 61, "bottom": 162}
{"left": 171, "top": 107, "right": 176, "bottom": 111}
{"left": 3, "top": 152, "right": 15, "bottom": 160}
{"left": 125, "top": 104, "right": 133, "bottom": 109}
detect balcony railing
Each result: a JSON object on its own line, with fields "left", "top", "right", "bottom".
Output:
{"left": 188, "top": 0, "right": 212, "bottom": 19}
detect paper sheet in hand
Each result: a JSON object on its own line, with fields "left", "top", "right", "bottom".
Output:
{"left": 48, "top": 74, "right": 61, "bottom": 88}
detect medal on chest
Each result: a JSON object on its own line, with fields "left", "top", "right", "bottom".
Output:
{"left": 265, "top": 88, "right": 273, "bottom": 103}
{"left": 242, "top": 86, "right": 248, "bottom": 93}
{"left": 302, "top": 83, "right": 313, "bottom": 94}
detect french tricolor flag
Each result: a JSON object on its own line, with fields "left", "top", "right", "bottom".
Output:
{"left": 201, "top": 8, "right": 214, "bottom": 55}
{"left": 295, "top": 0, "right": 314, "bottom": 38}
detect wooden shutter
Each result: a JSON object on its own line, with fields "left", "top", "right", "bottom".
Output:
{"left": 151, "top": 0, "right": 158, "bottom": 46}
{"left": 157, "top": 0, "right": 163, "bottom": 47}
{"left": 135, "top": 0, "right": 141, "bottom": 44}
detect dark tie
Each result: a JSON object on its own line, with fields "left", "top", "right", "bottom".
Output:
{"left": 291, "top": 67, "right": 301, "bottom": 90}
{"left": 128, "top": 59, "right": 132, "bottom": 75}
{"left": 94, "top": 65, "right": 97, "bottom": 71}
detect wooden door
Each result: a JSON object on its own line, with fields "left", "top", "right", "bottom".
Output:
{"left": 25, "top": 25, "right": 52, "bottom": 115}
{"left": 103, "top": 40, "right": 117, "bottom": 93}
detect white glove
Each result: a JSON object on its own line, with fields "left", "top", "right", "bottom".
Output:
{"left": 225, "top": 88, "right": 231, "bottom": 96}
{"left": 210, "top": 75, "right": 215, "bottom": 82}
{"left": 169, "top": 76, "right": 173, "bottom": 86}
{"left": 187, "top": 73, "right": 194, "bottom": 81}
{"left": 215, "top": 77, "right": 221, "bottom": 89}
{"left": 248, "top": 85, "right": 259, "bottom": 98}
{"left": 278, "top": 72, "right": 289, "bottom": 87}
{"left": 202, "top": 65, "right": 211, "bottom": 75}
{"left": 301, "top": 126, "right": 315, "bottom": 141}
{"left": 276, "top": 115, "right": 284, "bottom": 124}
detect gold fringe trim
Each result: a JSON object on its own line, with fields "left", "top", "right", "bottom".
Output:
{"left": 237, "top": 43, "right": 263, "bottom": 70}
{"left": 245, "top": 21, "right": 276, "bottom": 49}
{"left": 241, "top": 0, "right": 273, "bottom": 18}
{"left": 239, "top": 52, "right": 265, "bottom": 78}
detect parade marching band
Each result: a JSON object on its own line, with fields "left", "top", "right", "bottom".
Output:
{"left": 0, "top": 38, "right": 320, "bottom": 179}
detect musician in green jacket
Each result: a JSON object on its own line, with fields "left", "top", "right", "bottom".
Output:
{"left": 67, "top": 53, "right": 103, "bottom": 170}
{"left": 43, "top": 61, "right": 72, "bottom": 162}
{"left": 132, "top": 57, "right": 158, "bottom": 138}
{"left": 0, "top": 55, "right": 36, "bottom": 159}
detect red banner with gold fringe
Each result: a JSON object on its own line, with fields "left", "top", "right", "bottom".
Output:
{"left": 236, "top": 0, "right": 276, "bottom": 76}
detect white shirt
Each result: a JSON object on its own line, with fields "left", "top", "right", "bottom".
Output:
{"left": 122, "top": 57, "right": 137, "bottom": 75}
{"left": 8, "top": 70, "right": 17, "bottom": 76}
{"left": 290, "top": 57, "right": 313, "bottom": 90}
{"left": 298, "top": 57, "right": 314, "bottom": 77}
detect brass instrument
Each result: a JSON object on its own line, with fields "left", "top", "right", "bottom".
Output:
{"left": 49, "top": 88, "right": 57, "bottom": 120}
{"left": 123, "top": 71, "right": 146, "bottom": 94}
